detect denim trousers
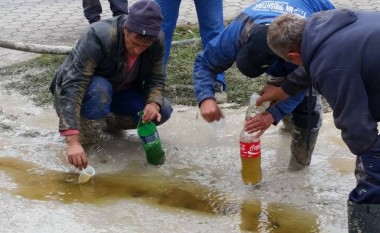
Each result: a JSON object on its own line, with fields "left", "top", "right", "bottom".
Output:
{"left": 80, "top": 76, "right": 173, "bottom": 125}
{"left": 155, "top": 0, "right": 226, "bottom": 88}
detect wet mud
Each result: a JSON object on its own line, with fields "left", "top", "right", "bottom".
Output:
{"left": 0, "top": 156, "right": 320, "bottom": 232}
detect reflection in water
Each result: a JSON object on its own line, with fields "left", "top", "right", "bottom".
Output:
{"left": 0, "top": 157, "right": 320, "bottom": 232}
{"left": 240, "top": 201, "right": 320, "bottom": 233}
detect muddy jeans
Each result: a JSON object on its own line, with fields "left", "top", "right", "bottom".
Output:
{"left": 80, "top": 76, "right": 173, "bottom": 125}
{"left": 349, "top": 135, "right": 380, "bottom": 204}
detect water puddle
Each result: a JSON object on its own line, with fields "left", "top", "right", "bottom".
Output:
{"left": 0, "top": 156, "right": 320, "bottom": 232}
{"left": 328, "top": 157, "right": 355, "bottom": 175}
{"left": 240, "top": 201, "right": 320, "bottom": 232}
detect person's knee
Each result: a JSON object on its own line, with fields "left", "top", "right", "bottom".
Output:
{"left": 81, "top": 76, "right": 113, "bottom": 119}
{"left": 157, "top": 98, "right": 173, "bottom": 125}
{"left": 88, "top": 76, "right": 112, "bottom": 102}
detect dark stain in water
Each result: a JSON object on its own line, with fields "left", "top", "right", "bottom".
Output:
{"left": 0, "top": 157, "right": 320, "bottom": 232}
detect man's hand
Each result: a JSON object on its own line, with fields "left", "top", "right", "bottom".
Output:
{"left": 142, "top": 102, "right": 161, "bottom": 123}
{"left": 257, "top": 84, "right": 289, "bottom": 106}
{"left": 66, "top": 134, "right": 88, "bottom": 169}
{"left": 244, "top": 112, "right": 275, "bottom": 137}
{"left": 199, "top": 98, "right": 224, "bottom": 122}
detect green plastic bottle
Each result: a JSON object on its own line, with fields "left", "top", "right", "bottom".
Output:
{"left": 137, "top": 111, "right": 165, "bottom": 165}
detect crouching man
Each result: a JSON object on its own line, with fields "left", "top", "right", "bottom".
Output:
{"left": 50, "top": 0, "right": 173, "bottom": 169}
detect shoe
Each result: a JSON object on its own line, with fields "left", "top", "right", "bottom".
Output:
{"left": 214, "top": 81, "right": 227, "bottom": 104}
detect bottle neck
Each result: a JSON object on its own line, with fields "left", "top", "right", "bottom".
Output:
{"left": 245, "top": 105, "right": 255, "bottom": 120}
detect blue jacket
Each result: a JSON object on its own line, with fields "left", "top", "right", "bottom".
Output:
{"left": 193, "top": 0, "right": 334, "bottom": 124}
{"left": 301, "top": 9, "right": 380, "bottom": 155}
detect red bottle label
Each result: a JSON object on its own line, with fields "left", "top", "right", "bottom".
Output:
{"left": 240, "top": 141, "right": 261, "bottom": 158}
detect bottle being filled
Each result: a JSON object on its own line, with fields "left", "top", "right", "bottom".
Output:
{"left": 137, "top": 111, "right": 165, "bottom": 165}
{"left": 239, "top": 93, "right": 269, "bottom": 185}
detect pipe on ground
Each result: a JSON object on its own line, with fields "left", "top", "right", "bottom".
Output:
{"left": 0, "top": 38, "right": 200, "bottom": 55}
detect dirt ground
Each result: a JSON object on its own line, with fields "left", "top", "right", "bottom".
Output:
{"left": 0, "top": 49, "right": 354, "bottom": 232}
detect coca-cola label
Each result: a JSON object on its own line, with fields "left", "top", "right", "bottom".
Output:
{"left": 240, "top": 141, "right": 261, "bottom": 158}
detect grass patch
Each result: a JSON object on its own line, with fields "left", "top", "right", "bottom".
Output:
{"left": 172, "top": 24, "right": 200, "bottom": 41}
{"left": 0, "top": 54, "right": 66, "bottom": 106}
{"left": 0, "top": 26, "right": 267, "bottom": 108}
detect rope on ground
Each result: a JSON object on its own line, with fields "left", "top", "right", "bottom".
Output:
{"left": 0, "top": 38, "right": 201, "bottom": 55}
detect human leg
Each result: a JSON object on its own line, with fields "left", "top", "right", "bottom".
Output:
{"left": 193, "top": 0, "right": 223, "bottom": 51}
{"left": 80, "top": 76, "right": 113, "bottom": 120}
{"left": 288, "top": 89, "right": 322, "bottom": 171}
{"left": 348, "top": 137, "right": 380, "bottom": 232}
{"left": 155, "top": 0, "right": 181, "bottom": 65}
{"left": 108, "top": 0, "right": 128, "bottom": 16}
{"left": 82, "top": 0, "right": 102, "bottom": 24}
{"left": 347, "top": 200, "right": 380, "bottom": 233}
{"left": 110, "top": 88, "right": 173, "bottom": 128}
{"left": 194, "top": 0, "right": 226, "bottom": 89}
{"left": 79, "top": 76, "right": 113, "bottom": 143}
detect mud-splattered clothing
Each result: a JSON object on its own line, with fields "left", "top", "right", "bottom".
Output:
{"left": 50, "top": 15, "right": 166, "bottom": 132}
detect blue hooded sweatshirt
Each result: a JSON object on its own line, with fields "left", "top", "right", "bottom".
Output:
{"left": 301, "top": 9, "right": 380, "bottom": 155}
{"left": 193, "top": 0, "right": 334, "bottom": 124}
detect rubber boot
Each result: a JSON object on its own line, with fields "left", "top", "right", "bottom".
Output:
{"left": 79, "top": 117, "right": 106, "bottom": 145}
{"left": 104, "top": 113, "right": 137, "bottom": 130}
{"left": 348, "top": 200, "right": 380, "bottom": 232}
{"left": 288, "top": 126, "right": 319, "bottom": 171}
{"left": 281, "top": 114, "right": 293, "bottom": 133}
{"left": 100, "top": 114, "right": 137, "bottom": 139}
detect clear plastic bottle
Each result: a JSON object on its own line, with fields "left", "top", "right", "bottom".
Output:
{"left": 239, "top": 93, "right": 269, "bottom": 185}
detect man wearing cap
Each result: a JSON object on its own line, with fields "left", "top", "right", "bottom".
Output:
{"left": 50, "top": 0, "right": 172, "bottom": 169}
{"left": 193, "top": 0, "right": 334, "bottom": 170}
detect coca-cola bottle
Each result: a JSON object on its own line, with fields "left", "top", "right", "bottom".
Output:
{"left": 239, "top": 93, "right": 268, "bottom": 185}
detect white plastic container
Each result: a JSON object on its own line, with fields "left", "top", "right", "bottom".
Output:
{"left": 78, "top": 165, "right": 96, "bottom": 184}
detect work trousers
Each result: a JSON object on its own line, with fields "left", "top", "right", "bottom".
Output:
{"left": 82, "top": 0, "right": 128, "bottom": 23}
{"left": 155, "top": 0, "right": 225, "bottom": 88}
{"left": 80, "top": 76, "right": 173, "bottom": 125}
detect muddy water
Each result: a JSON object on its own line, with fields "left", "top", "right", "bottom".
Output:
{"left": 0, "top": 156, "right": 320, "bottom": 232}
{"left": 0, "top": 90, "right": 356, "bottom": 232}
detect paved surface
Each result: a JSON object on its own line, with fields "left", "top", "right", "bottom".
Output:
{"left": 0, "top": 0, "right": 379, "bottom": 46}
{"left": 0, "top": 0, "right": 379, "bottom": 67}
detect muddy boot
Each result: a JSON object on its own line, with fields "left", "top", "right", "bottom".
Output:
{"left": 288, "top": 126, "right": 319, "bottom": 171}
{"left": 79, "top": 117, "right": 106, "bottom": 145}
{"left": 348, "top": 200, "right": 380, "bottom": 232}
{"left": 281, "top": 114, "right": 293, "bottom": 133}
{"left": 104, "top": 113, "right": 137, "bottom": 132}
